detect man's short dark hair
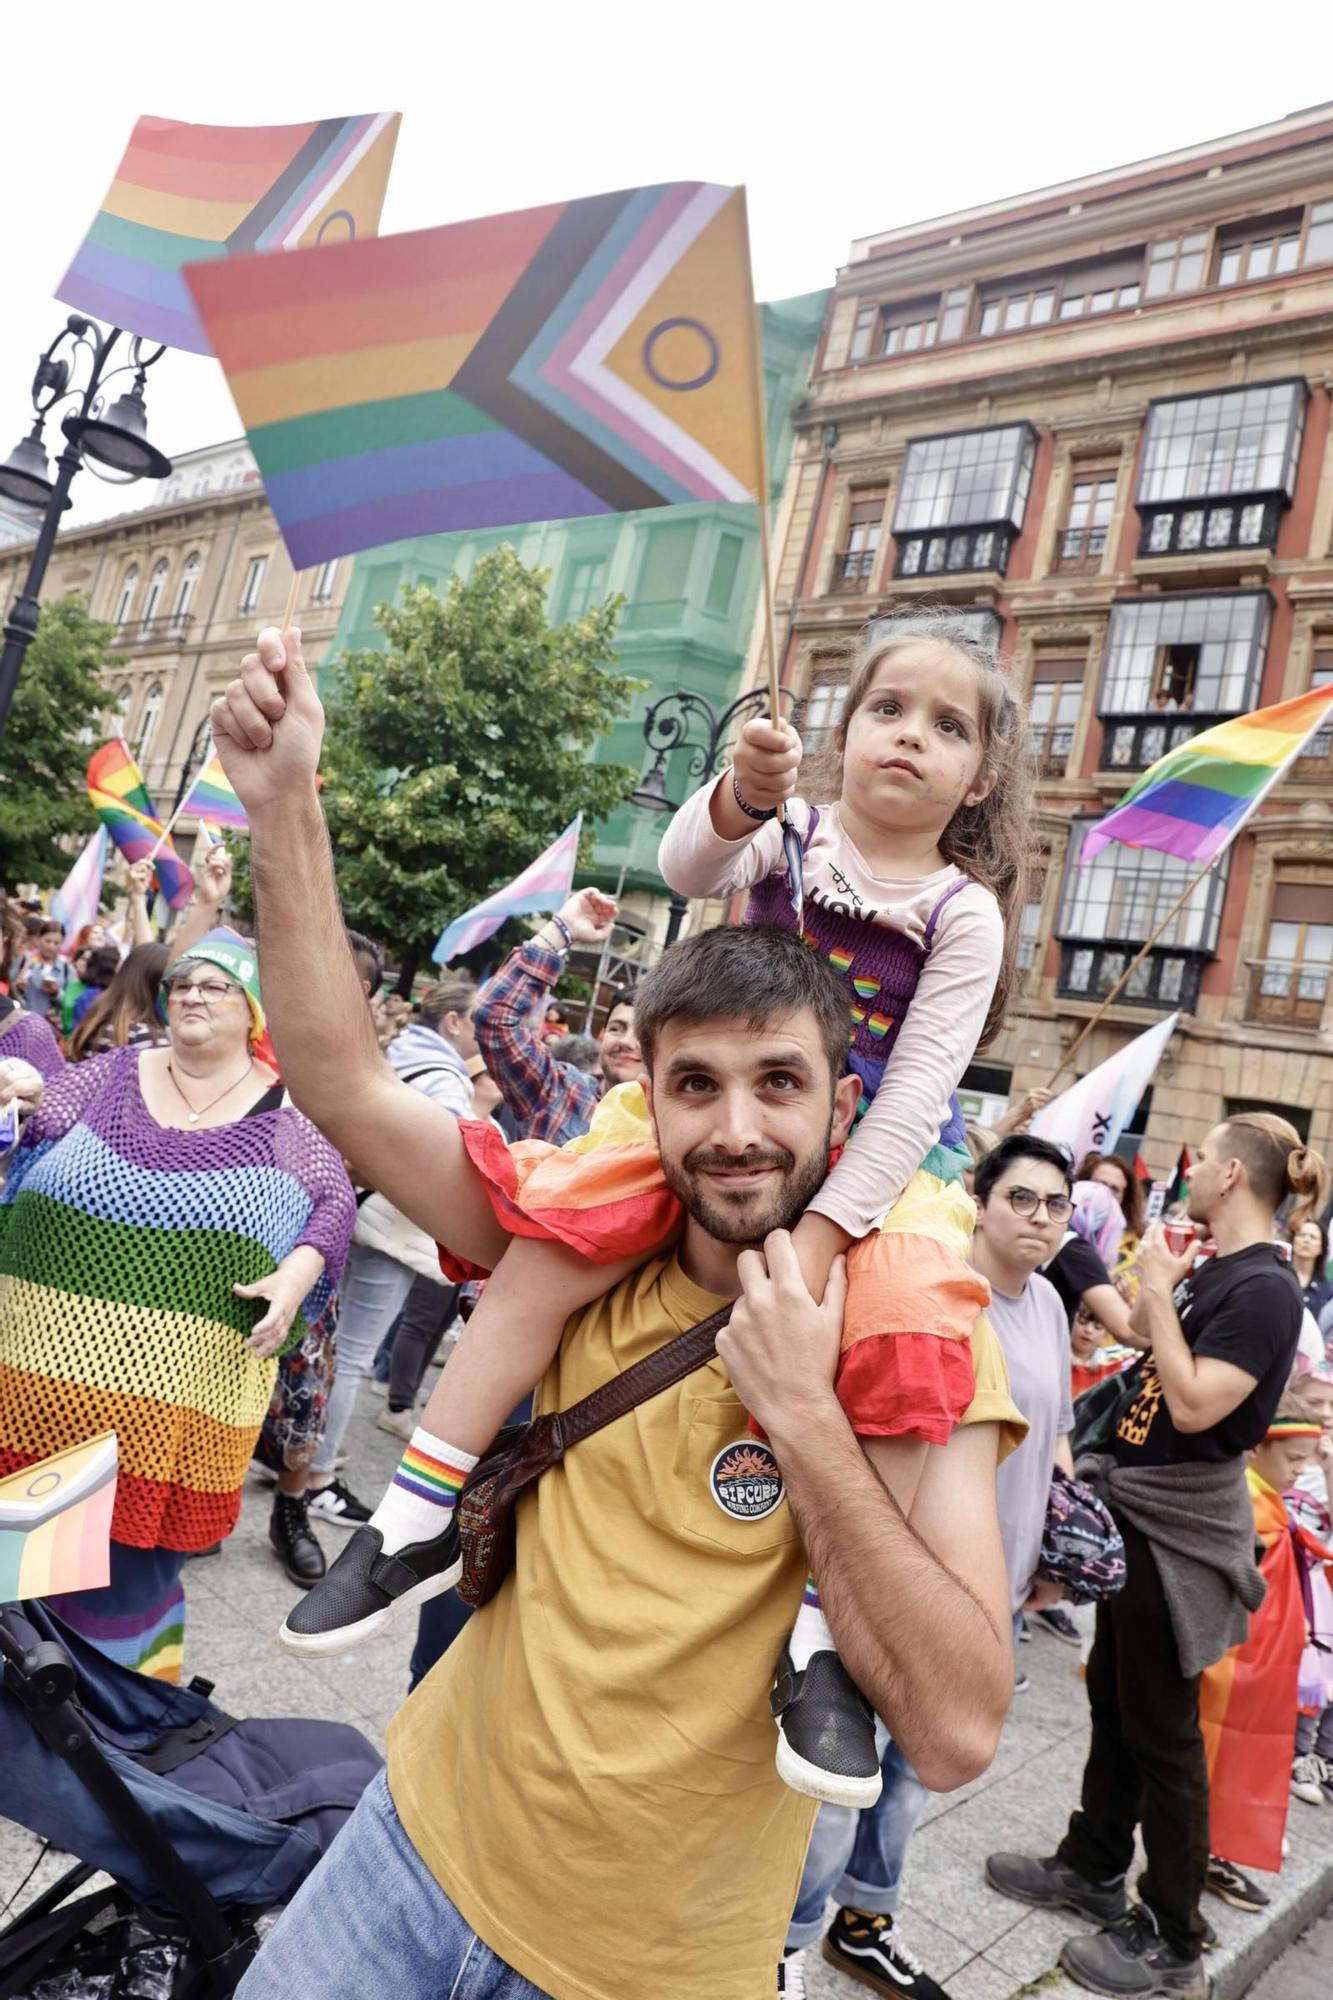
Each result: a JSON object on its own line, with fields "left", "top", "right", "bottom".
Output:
{"left": 603, "top": 986, "right": 636, "bottom": 1020}
{"left": 973, "top": 1134, "right": 1073, "bottom": 1207}
{"left": 634, "top": 924, "right": 850, "bottom": 1082}
{"left": 346, "top": 928, "right": 384, "bottom": 996}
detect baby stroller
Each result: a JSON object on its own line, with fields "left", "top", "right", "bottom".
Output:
{"left": 0, "top": 1600, "right": 382, "bottom": 1998}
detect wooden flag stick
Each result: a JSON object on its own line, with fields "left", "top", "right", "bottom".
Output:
{"left": 280, "top": 569, "right": 304, "bottom": 636}
{"left": 147, "top": 730, "right": 213, "bottom": 863}
{"left": 146, "top": 793, "right": 188, "bottom": 864}
{"left": 736, "top": 194, "right": 784, "bottom": 733}
{"left": 1045, "top": 854, "right": 1218, "bottom": 1091}
{"left": 752, "top": 376, "right": 782, "bottom": 729}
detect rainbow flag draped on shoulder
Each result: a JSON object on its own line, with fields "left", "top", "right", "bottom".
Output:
{"left": 1083, "top": 685, "right": 1333, "bottom": 866}
{"left": 85, "top": 741, "right": 194, "bottom": 909}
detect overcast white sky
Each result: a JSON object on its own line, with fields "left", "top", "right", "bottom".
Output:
{"left": 5, "top": 0, "right": 1328, "bottom": 528}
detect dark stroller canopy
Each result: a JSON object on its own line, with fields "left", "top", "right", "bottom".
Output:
{"left": 1, "top": 1601, "right": 381, "bottom": 1913}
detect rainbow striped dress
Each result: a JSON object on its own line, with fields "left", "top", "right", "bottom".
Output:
{"left": 0, "top": 1046, "right": 353, "bottom": 1672}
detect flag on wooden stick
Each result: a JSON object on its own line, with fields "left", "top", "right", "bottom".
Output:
{"left": 185, "top": 182, "right": 765, "bottom": 569}
{"left": 180, "top": 749, "right": 249, "bottom": 831}
{"left": 86, "top": 742, "right": 194, "bottom": 908}
{"left": 1031, "top": 1013, "right": 1179, "bottom": 1170}
{"left": 434, "top": 817, "right": 582, "bottom": 965}
{"left": 1083, "top": 686, "right": 1333, "bottom": 867}
{"left": 57, "top": 112, "right": 401, "bottom": 354}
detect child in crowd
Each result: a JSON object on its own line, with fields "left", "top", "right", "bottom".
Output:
{"left": 1288, "top": 1362, "right": 1333, "bottom": 1807}
{"left": 1199, "top": 1388, "right": 1333, "bottom": 1906}
{"left": 285, "top": 613, "right": 1033, "bottom": 1807}
{"left": 1069, "top": 1300, "right": 1137, "bottom": 1400}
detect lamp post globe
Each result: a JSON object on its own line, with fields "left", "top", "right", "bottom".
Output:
{"left": 0, "top": 424, "right": 55, "bottom": 510}
{"left": 631, "top": 680, "right": 794, "bottom": 948}
{"left": 0, "top": 320, "right": 172, "bottom": 741}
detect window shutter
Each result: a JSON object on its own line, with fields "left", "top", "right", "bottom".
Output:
{"left": 1272, "top": 883, "right": 1333, "bottom": 925}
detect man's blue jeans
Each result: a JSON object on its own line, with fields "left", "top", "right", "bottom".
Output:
{"left": 237, "top": 1770, "right": 550, "bottom": 1998}
{"left": 787, "top": 1736, "right": 930, "bottom": 1951}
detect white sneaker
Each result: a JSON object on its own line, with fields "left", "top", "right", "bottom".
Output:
{"left": 376, "top": 1404, "right": 417, "bottom": 1443}
{"left": 776, "top": 1954, "right": 806, "bottom": 1998}
{"left": 1292, "top": 1753, "right": 1325, "bottom": 1806}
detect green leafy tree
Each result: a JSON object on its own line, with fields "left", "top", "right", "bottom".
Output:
{"left": 0, "top": 596, "right": 117, "bottom": 887}
{"left": 315, "top": 548, "right": 640, "bottom": 986}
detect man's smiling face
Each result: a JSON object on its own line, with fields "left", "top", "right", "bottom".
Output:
{"left": 642, "top": 1010, "right": 860, "bottom": 1244}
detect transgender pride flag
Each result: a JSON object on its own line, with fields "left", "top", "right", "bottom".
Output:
{"left": 51, "top": 826, "right": 109, "bottom": 952}
{"left": 433, "top": 816, "right": 581, "bottom": 965}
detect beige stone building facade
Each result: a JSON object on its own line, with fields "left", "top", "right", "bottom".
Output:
{"left": 0, "top": 440, "right": 349, "bottom": 816}
{"left": 748, "top": 103, "right": 1333, "bottom": 1177}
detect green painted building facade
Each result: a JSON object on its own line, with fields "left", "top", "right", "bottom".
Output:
{"left": 329, "top": 291, "right": 827, "bottom": 896}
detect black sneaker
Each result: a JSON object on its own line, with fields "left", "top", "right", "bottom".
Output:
{"left": 307, "top": 1478, "right": 373, "bottom": 1531}
{"left": 1204, "top": 1854, "right": 1269, "bottom": 1912}
{"left": 776, "top": 1953, "right": 806, "bottom": 1997}
{"left": 1015, "top": 1669, "right": 1031, "bottom": 1693}
{"left": 1033, "top": 1605, "right": 1082, "bottom": 1647}
{"left": 823, "top": 1907, "right": 953, "bottom": 2000}
{"left": 1017, "top": 1613, "right": 1031, "bottom": 1643}
{"left": 268, "top": 1494, "right": 325, "bottom": 1589}
{"left": 1060, "top": 1904, "right": 1206, "bottom": 1998}
{"left": 771, "top": 1648, "right": 881, "bottom": 1808}
{"left": 985, "top": 1852, "right": 1128, "bottom": 1924}
{"left": 278, "top": 1519, "right": 461, "bottom": 1657}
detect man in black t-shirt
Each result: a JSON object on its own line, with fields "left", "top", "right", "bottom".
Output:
{"left": 1112, "top": 1241, "right": 1301, "bottom": 1466}
{"left": 987, "top": 1114, "right": 1319, "bottom": 2000}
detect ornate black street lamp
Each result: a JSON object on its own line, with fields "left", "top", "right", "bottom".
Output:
{"left": 630, "top": 682, "right": 795, "bottom": 947}
{"left": 0, "top": 315, "right": 173, "bottom": 740}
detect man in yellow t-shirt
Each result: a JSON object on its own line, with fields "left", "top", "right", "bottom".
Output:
{"left": 217, "top": 630, "right": 1022, "bottom": 2000}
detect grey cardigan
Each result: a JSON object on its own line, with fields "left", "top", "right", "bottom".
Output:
{"left": 1076, "top": 1451, "right": 1266, "bottom": 1677}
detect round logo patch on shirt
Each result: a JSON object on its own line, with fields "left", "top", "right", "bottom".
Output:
{"left": 709, "top": 1440, "right": 785, "bottom": 1521}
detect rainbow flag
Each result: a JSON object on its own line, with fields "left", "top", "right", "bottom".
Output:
{"left": 185, "top": 182, "right": 765, "bottom": 570}
{"left": 181, "top": 749, "right": 248, "bottom": 831}
{"left": 0, "top": 1434, "right": 117, "bottom": 1602}
{"left": 57, "top": 112, "right": 400, "bottom": 355}
{"left": 85, "top": 741, "right": 194, "bottom": 909}
{"left": 434, "top": 815, "right": 582, "bottom": 964}
{"left": 1083, "top": 685, "right": 1333, "bottom": 866}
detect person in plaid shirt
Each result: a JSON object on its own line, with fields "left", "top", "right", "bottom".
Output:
{"left": 473, "top": 889, "right": 643, "bottom": 1145}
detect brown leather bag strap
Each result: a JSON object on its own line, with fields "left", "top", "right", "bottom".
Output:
{"left": 552, "top": 1303, "right": 730, "bottom": 1454}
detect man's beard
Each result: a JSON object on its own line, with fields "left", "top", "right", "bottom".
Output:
{"left": 661, "top": 1123, "right": 833, "bottom": 1245}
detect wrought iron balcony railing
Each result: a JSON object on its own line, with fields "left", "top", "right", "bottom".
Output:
{"left": 1097, "top": 709, "right": 1237, "bottom": 775}
{"left": 111, "top": 613, "right": 195, "bottom": 647}
{"left": 1245, "top": 961, "right": 1330, "bottom": 1030}
{"left": 1057, "top": 939, "right": 1206, "bottom": 1012}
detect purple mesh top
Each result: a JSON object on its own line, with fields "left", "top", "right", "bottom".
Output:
{"left": 0, "top": 1009, "right": 66, "bottom": 1081}
{"left": 13, "top": 1043, "right": 354, "bottom": 1300}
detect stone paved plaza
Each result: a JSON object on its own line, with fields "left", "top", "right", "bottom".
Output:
{"left": 4, "top": 1376, "right": 1331, "bottom": 1996}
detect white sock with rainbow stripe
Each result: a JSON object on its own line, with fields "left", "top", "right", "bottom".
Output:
{"left": 789, "top": 1575, "right": 835, "bottom": 1671}
{"left": 368, "top": 1426, "right": 478, "bottom": 1557}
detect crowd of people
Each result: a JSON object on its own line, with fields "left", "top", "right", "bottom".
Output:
{"left": 0, "top": 606, "right": 1331, "bottom": 2000}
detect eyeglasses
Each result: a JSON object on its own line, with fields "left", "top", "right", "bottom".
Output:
{"left": 1006, "top": 1186, "right": 1073, "bottom": 1222}
{"left": 165, "top": 979, "right": 241, "bottom": 1006}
